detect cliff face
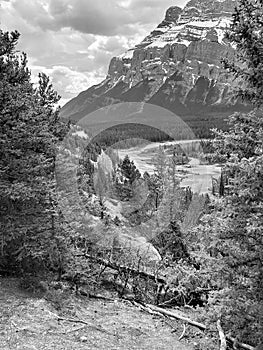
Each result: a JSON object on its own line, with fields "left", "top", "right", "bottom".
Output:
{"left": 60, "top": 0, "right": 249, "bottom": 134}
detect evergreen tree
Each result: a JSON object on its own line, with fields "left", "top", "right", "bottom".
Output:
{"left": 114, "top": 155, "right": 141, "bottom": 200}
{"left": 154, "top": 146, "right": 167, "bottom": 179}
{"left": 147, "top": 172, "right": 164, "bottom": 210}
{"left": 93, "top": 163, "right": 109, "bottom": 219}
{"left": 195, "top": 1, "right": 263, "bottom": 344}
{"left": 218, "top": 173, "right": 225, "bottom": 197}
{"left": 0, "top": 30, "right": 68, "bottom": 274}
{"left": 119, "top": 155, "right": 141, "bottom": 184}
{"left": 151, "top": 221, "right": 189, "bottom": 261}
{"left": 147, "top": 147, "right": 167, "bottom": 212}
{"left": 167, "top": 151, "right": 182, "bottom": 222}
{"left": 223, "top": 0, "right": 263, "bottom": 105}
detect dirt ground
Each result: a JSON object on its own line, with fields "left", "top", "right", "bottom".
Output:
{"left": 0, "top": 278, "right": 199, "bottom": 350}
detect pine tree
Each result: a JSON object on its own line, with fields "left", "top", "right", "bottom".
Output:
{"left": 93, "top": 164, "right": 109, "bottom": 219}
{"left": 223, "top": 0, "right": 263, "bottom": 105}
{"left": 0, "top": 30, "right": 68, "bottom": 274}
{"left": 146, "top": 147, "right": 167, "bottom": 212}
{"left": 195, "top": 1, "right": 263, "bottom": 344}
{"left": 119, "top": 155, "right": 141, "bottom": 184}
{"left": 150, "top": 221, "right": 189, "bottom": 261}
{"left": 154, "top": 146, "right": 167, "bottom": 180}
{"left": 114, "top": 155, "right": 141, "bottom": 201}
{"left": 218, "top": 173, "right": 225, "bottom": 197}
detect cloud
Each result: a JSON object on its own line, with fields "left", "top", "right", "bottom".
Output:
{"left": 1, "top": 0, "right": 189, "bottom": 105}
{"left": 11, "top": 0, "right": 187, "bottom": 36}
{"left": 30, "top": 64, "right": 105, "bottom": 106}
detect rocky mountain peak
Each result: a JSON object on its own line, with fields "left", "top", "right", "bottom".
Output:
{"left": 183, "top": 0, "right": 236, "bottom": 18}
{"left": 60, "top": 0, "right": 249, "bottom": 134}
{"left": 165, "top": 6, "right": 182, "bottom": 23}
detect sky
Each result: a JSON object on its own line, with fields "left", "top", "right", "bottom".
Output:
{"left": 0, "top": 0, "right": 188, "bottom": 106}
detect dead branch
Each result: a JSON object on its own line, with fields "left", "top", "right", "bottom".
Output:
{"left": 226, "top": 336, "right": 255, "bottom": 350}
{"left": 55, "top": 315, "right": 112, "bottom": 335}
{"left": 131, "top": 300, "right": 162, "bottom": 317}
{"left": 131, "top": 300, "right": 178, "bottom": 333}
{"left": 130, "top": 300, "right": 148, "bottom": 311}
{"left": 145, "top": 304, "right": 206, "bottom": 331}
{"left": 57, "top": 316, "right": 92, "bottom": 325}
{"left": 158, "top": 297, "right": 181, "bottom": 308}
{"left": 76, "top": 253, "right": 166, "bottom": 284}
{"left": 64, "top": 325, "right": 86, "bottom": 334}
{"left": 178, "top": 324, "right": 186, "bottom": 340}
{"left": 217, "top": 320, "right": 227, "bottom": 350}
{"left": 89, "top": 293, "right": 115, "bottom": 301}
{"left": 183, "top": 305, "right": 194, "bottom": 310}
{"left": 78, "top": 290, "right": 114, "bottom": 302}
{"left": 11, "top": 321, "right": 37, "bottom": 333}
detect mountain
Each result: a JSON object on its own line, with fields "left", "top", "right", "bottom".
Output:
{"left": 60, "top": 0, "right": 250, "bottom": 137}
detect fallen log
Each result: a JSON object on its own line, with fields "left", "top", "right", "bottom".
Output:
{"left": 75, "top": 253, "right": 216, "bottom": 306}
{"left": 217, "top": 319, "right": 227, "bottom": 350}
{"left": 226, "top": 336, "right": 255, "bottom": 350}
{"left": 144, "top": 304, "right": 206, "bottom": 331}
{"left": 75, "top": 253, "right": 166, "bottom": 284}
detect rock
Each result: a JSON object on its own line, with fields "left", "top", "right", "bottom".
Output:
{"left": 206, "top": 29, "right": 219, "bottom": 42}
{"left": 165, "top": 6, "right": 182, "bottom": 23}
{"left": 185, "top": 40, "right": 232, "bottom": 66}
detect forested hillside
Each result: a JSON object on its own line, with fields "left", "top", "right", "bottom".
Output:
{"left": 0, "top": 1, "right": 262, "bottom": 349}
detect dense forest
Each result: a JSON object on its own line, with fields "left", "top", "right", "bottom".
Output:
{"left": 0, "top": 1, "right": 262, "bottom": 349}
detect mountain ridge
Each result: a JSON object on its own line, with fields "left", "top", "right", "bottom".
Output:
{"left": 60, "top": 0, "right": 250, "bottom": 136}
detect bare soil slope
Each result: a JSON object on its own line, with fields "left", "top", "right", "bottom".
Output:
{"left": 0, "top": 278, "right": 195, "bottom": 350}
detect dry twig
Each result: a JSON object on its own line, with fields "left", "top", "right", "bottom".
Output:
{"left": 178, "top": 324, "right": 186, "bottom": 341}
{"left": 64, "top": 325, "right": 86, "bottom": 334}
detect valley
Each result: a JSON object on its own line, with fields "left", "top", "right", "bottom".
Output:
{"left": 117, "top": 139, "right": 221, "bottom": 194}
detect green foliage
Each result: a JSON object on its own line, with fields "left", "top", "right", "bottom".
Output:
{"left": 93, "top": 163, "right": 109, "bottom": 219}
{"left": 145, "top": 147, "right": 167, "bottom": 212}
{"left": 114, "top": 155, "right": 141, "bottom": 201}
{"left": 150, "top": 221, "right": 189, "bottom": 261}
{"left": 0, "top": 29, "right": 69, "bottom": 275}
{"left": 191, "top": 1, "right": 263, "bottom": 343}
{"left": 193, "top": 111, "right": 263, "bottom": 344}
{"left": 223, "top": 0, "right": 263, "bottom": 105}
{"left": 91, "top": 123, "right": 173, "bottom": 148}
{"left": 119, "top": 155, "right": 141, "bottom": 184}
{"left": 146, "top": 172, "right": 164, "bottom": 210}
{"left": 178, "top": 2, "right": 263, "bottom": 345}
{"left": 181, "top": 193, "right": 209, "bottom": 234}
